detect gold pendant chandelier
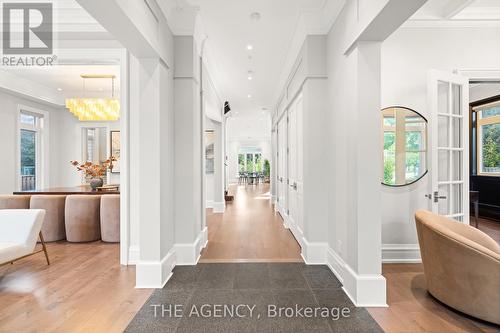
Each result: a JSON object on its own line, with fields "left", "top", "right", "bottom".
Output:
{"left": 65, "top": 74, "right": 120, "bottom": 121}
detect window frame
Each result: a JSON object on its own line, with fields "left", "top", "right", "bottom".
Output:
{"left": 472, "top": 96, "right": 500, "bottom": 177}
{"left": 78, "top": 124, "right": 111, "bottom": 184}
{"left": 16, "top": 105, "right": 50, "bottom": 191}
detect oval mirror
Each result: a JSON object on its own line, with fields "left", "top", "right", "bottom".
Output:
{"left": 382, "top": 106, "right": 428, "bottom": 186}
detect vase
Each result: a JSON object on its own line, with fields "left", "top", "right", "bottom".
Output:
{"left": 90, "top": 178, "right": 104, "bottom": 190}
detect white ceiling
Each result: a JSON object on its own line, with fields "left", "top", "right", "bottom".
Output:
{"left": 0, "top": 0, "right": 121, "bottom": 103}
{"left": 411, "top": 0, "right": 500, "bottom": 20}
{"left": 226, "top": 112, "right": 272, "bottom": 140}
{"left": 1, "top": 65, "right": 120, "bottom": 96}
{"left": 193, "top": 0, "right": 316, "bottom": 116}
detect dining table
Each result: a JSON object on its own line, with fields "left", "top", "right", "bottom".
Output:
{"left": 13, "top": 185, "right": 120, "bottom": 195}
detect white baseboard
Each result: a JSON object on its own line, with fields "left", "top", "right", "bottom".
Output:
{"left": 301, "top": 238, "right": 327, "bottom": 264}
{"left": 382, "top": 244, "right": 421, "bottom": 263}
{"left": 281, "top": 212, "right": 327, "bottom": 265}
{"left": 135, "top": 250, "right": 176, "bottom": 288}
{"left": 128, "top": 245, "right": 140, "bottom": 265}
{"left": 174, "top": 227, "right": 208, "bottom": 265}
{"left": 276, "top": 205, "right": 289, "bottom": 228}
{"left": 212, "top": 201, "right": 225, "bottom": 213}
{"left": 326, "top": 246, "right": 344, "bottom": 284}
{"left": 326, "top": 246, "right": 387, "bottom": 307}
{"left": 206, "top": 200, "right": 214, "bottom": 209}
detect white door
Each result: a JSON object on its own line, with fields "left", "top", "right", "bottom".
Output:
{"left": 287, "top": 94, "right": 304, "bottom": 231}
{"left": 427, "top": 70, "right": 469, "bottom": 223}
{"left": 288, "top": 99, "right": 297, "bottom": 227}
{"left": 277, "top": 114, "right": 288, "bottom": 216}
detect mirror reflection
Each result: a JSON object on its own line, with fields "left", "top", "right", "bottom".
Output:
{"left": 382, "top": 107, "right": 428, "bottom": 186}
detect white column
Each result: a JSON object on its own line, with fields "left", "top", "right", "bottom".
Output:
{"left": 341, "top": 42, "right": 386, "bottom": 306}
{"left": 173, "top": 36, "right": 207, "bottom": 264}
{"left": 133, "top": 57, "right": 176, "bottom": 288}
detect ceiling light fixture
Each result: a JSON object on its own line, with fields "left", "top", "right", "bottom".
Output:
{"left": 65, "top": 74, "right": 120, "bottom": 121}
{"left": 248, "top": 94, "right": 252, "bottom": 98}
{"left": 250, "top": 12, "right": 261, "bottom": 22}
{"left": 57, "top": 88, "right": 63, "bottom": 91}
{"left": 247, "top": 44, "right": 253, "bottom": 51}
{"left": 248, "top": 76, "right": 252, "bottom": 80}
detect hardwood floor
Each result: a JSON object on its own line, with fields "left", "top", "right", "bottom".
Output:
{"left": 0, "top": 242, "right": 152, "bottom": 333}
{"left": 1, "top": 193, "right": 498, "bottom": 332}
{"left": 473, "top": 217, "right": 500, "bottom": 243}
{"left": 369, "top": 264, "right": 500, "bottom": 333}
{"left": 200, "top": 183, "right": 302, "bottom": 262}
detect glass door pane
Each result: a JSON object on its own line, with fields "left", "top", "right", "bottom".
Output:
{"left": 246, "top": 153, "right": 254, "bottom": 172}
{"left": 20, "top": 129, "right": 36, "bottom": 191}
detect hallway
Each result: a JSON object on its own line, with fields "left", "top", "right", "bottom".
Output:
{"left": 200, "top": 184, "right": 302, "bottom": 262}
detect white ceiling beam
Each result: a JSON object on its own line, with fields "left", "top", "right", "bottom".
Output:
{"left": 442, "top": 0, "right": 475, "bottom": 19}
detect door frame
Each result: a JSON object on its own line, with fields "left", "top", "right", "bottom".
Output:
{"left": 16, "top": 105, "right": 50, "bottom": 191}
{"left": 456, "top": 69, "right": 500, "bottom": 223}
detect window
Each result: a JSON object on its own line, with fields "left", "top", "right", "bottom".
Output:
{"left": 81, "top": 127, "right": 108, "bottom": 183}
{"left": 238, "top": 151, "right": 262, "bottom": 173}
{"left": 474, "top": 100, "right": 500, "bottom": 175}
{"left": 19, "top": 111, "right": 44, "bottom": 191}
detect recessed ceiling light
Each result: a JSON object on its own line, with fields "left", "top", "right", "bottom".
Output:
{"left": 248, "top": 76, "right": 252, "bottom": 80}
{"left": 250, "top": 12, "right": 261, "bottom": 22}
{"left": 248, "top": 94, "right": 252, "bottom": 98}
{"left": 247, "top": 44, "right": 253, "bottom": 51}
{"left": 57, "top": 88, "right": 63, "bottom": 91}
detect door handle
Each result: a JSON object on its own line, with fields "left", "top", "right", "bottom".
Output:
{"left": 433, "top": 191, "right": 447, "bottom": 203}
{"left": 292, "top": 182, "right": 297, "bottom": 190}
{"left": 425, "top": 194, "right": 432, "bottom": 200}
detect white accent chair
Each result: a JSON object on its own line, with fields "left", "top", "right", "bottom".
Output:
{"left": 0, "top": 209, "right": 49, "bottom": 267}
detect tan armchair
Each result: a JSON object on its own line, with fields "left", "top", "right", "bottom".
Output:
{"left": 415, "top": 210, "right": 500, "bottom": 325}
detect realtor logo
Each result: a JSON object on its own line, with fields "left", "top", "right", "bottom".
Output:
{"left": 2, "top": 3, "right": 53, "bottom": 54}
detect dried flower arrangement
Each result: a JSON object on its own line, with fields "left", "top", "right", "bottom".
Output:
{"left": 70, "top": 156, "right": 116, "bottom": 179}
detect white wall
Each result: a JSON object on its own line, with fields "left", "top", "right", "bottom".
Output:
{"left": 55, "top": 111, "right": 121, "bottom": 187}
{"left": 381, "top": 27, "right": 500, "bottom": 258}
{"left": 0, "top": 89, "right": 120, "bottom": 194}
{"left": 0, "top": 91, "right": 61, "bottom": 194}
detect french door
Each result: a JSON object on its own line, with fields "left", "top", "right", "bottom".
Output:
{"left": 427, "top": 70, "right": 469, "bottom": 223}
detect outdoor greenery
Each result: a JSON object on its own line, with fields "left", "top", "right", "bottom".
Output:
{"left": 482, "top": 123, "right": 500, "bottom": 172}
{"left": 383, "top": 130, "right": 423, "bottom": 185}
{"left": 246, "top": 154, "right": 254, "bottom": 172}
{"left": 263, "top": 159, "right": 271, "bottom": 177}
{"left": 383, "top": 132, "right": 395, "bottom": 185}
{"left": 238, "top": 154, "right": 245, "bottom": 172}
{"left": 20, "top": 129, "right": 36, "bottom": 175}
{"left": 239, "top": 153, "right": 263, "bottom": 173}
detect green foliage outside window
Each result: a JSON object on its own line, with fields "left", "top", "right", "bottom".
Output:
{"left": 482, "top": 123, "right": 500, "bottom": 172}
{"left": 21, "top": 129, "right": 36, "bottom": 175}
{"left": 263, "top": 159, "right": 270, "bottom": 177}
